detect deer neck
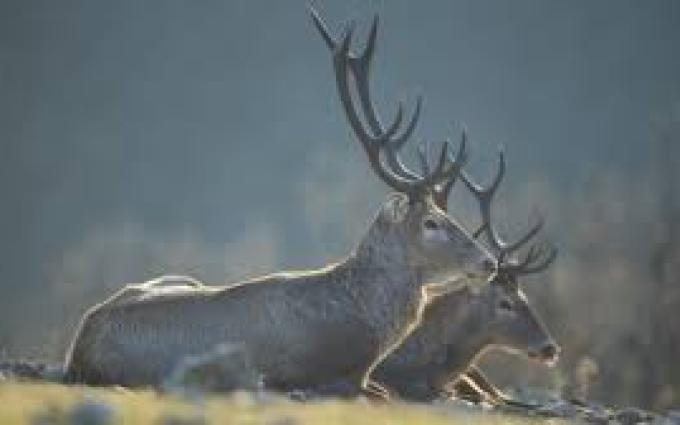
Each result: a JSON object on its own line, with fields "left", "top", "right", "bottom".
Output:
{"left": 383, "top": 292, "right": 484, "bottom": 384}
{"left": 440, "top": 294, "right": 493, "bottom": 373}
{"left": 341, "top": 226, "right": 427, "bottom": 356}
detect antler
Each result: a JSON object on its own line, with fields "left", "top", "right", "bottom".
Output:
{"left": 310, "top": 8, "right": 466, "bottom": 198}
{"left": 502, "top": 242, "right": 558, "bottom": 276}
{"left": 451, "top": 132, "right": 557, "bottom": 274}
{"left": 432, "top": 133, "right": 467, "bottom": 211}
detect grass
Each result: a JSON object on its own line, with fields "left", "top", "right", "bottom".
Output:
{"left": 0, "top": 381, "right": 573, "bottom": 425}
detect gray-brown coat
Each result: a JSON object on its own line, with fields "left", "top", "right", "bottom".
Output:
{"left": 63, "top": 195, "right": 492, "bottom": 392}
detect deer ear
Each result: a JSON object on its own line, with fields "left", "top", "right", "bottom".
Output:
{"left": 382, "top": 194, "right": 410, "bottom": 223}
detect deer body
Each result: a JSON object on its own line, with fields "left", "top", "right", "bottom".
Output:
{"left": 309, "top": 148, "right": 561, "bottom": 402}
{"left": 374, "top": 277, "right": 559, "bottom": 401}
{"left": 304, "top": 275, "right": 558, "bottom": 402}
{"left": 299, "top": 9, "right": 561, "bottom": 400}
{"left": 65, "top": 195, "right": 491, "bottom": 390}
{"left": 66, "top": 7, "right": 521, "bottom": 394}
{"left": 66, "top": 268, "right": 375, "bottom": 388}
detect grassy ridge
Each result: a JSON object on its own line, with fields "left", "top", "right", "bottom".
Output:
{"left": 0, "top": 381, "right": 571, "bottom": 425}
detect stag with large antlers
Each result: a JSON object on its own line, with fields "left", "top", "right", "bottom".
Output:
{"left": 63, "top": 9, "right": 494, "bottom": 394}
{"left": 371, "top": 133, "right": 560, "bottom": 402}
{"left": 299, "top": 8, "right": 560, "bottom": 402}
{"left": 304, "top": 132, "right": 560, "bottom": 402}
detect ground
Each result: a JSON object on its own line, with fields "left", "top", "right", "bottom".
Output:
{"left": 0, "top": 381, "right": 572, "bottom": 425}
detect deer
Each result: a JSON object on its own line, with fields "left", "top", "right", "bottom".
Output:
{"left": 309, "top": 8, "right": 559, "bottom": 404}
{"left": 372, "top": 135, "right": 560, "bottom": 404}
{"left": 62, "top": 9, "right": 495, "bottom": 397}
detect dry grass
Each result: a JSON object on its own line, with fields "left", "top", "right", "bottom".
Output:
{"left": 0, "top": 381, "right": 573, "bottom": 425}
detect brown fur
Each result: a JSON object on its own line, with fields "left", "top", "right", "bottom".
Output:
{"left": 306, "top": 274, "right": 558, "bottom": 402}
{"left": 64, "top": 195, "right": 492, "bottom": 392}
{"left": 373, "top": 274, "right": 559, "bottom": 401}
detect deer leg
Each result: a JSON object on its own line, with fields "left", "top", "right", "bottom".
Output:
{"left": 358, "top": 373, "right": 394, "bottom": 401}
{"left": 463, "top": 366, "right": 510, "bottom": 404}
{"left": 450, "top": 372, "right": 489, "bottom": 404}
{"left": 460, "top": 367, "right": 537, "bottom": 409}
{"left": 362, "top": 379, "right": 393, "bottom": 401}
{"left": 448, "top": 366, "right": 508, "bottom": 405}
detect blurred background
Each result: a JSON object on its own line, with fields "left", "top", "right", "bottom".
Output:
{"left": 0, "top": 0, "right": 678, "bottom": 411}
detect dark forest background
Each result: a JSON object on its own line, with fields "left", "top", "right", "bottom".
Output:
{"left": 0, "top": 0, "right": 678, "bottom": 411}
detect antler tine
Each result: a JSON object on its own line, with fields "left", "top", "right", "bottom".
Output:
{"left": 518, "top": 245, "right": 558, "bottom": 275}
{"left": 503, "top": 216, "right": 545, "bottom": 253}
{"left": 311, "top": 10, "right": 406, "bottom": 145}
{"left": 352, "top": 14, "right": 383, "bottom": 136}
{"left": 348, "top": 17, "right": 425, "bottom": 181}
{"left": 460, "top": 148, "right": 507, "bottom": 257}
{"left": 311, "top": 6, "right": 466, "bottom": 197}
{"left": 429, "top": 141, "right": 457, "bottom": 183}
{"left": 419, "top": 139, "right": 467, "bottom": 190}
{"left": 351, "top": 14, "right": 422, "bottom": 151}
{"left": 383, "top": 101, "right": 405, "bottom": 140}
{"left": 386, "top": 129, "right": 464, "bottom": 209}
{"left": 432, "top": 131, "right": 468, "bottom": 211}
{"left": 417, "top": 142, "right": 431, "bottom": 178}
{"left": 327, "top": 22, "right": 415, "bottom": 193}
{"left": 392, "top": 96, "right": 422, "bottom": 150}
{"left": 519, "top": 244, "right": 542, "bottom": 269}
{"left": 504, "top": 243, "right": 558, "bottom": 276}
{"left": 309, "top": 5, "right": 336, "bottom": 51}
{"left": 382, "top": 97, "right": 427, "bottom": 181}
{"left": 461, "top": 149, "right": 548, "bottom": 261}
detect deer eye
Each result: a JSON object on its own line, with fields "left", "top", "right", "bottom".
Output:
{"left": 423, "top": 218, "right": 439, "bottom": 230}
{"left": 498, "top": 298, "right": 513, "bottom": 311}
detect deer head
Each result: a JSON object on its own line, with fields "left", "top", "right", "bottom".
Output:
{"left": 366, "top": 135, "right": 560, "bottom": 402}
{"left": 460, "top": 271, "right": 558, "bottom": 366}
{"left": 310, "top": 9, "right": 494, "bottom": 289}
{"left": 442, "top": 134, "right": 560, "bottom": 365}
